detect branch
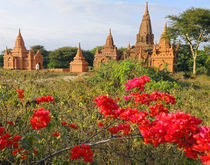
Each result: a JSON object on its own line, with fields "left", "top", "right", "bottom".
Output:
{"left": 84, "top": 120, "right": 116, "bottom": 143}
{"left": 35, "top": 134, "right": 143, "bottom": 165}
{"left": 195, "top": 32, "right": 208, "bottom": 50}
{"left": 185, "top": 33, "right": 195, "bottom": 57}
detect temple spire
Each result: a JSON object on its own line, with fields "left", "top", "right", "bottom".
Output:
{"left": 4, "top": 46, "right": 9, "bottom": 55}
{"left": 14, "top": 29, "right": 27, "bottom": 51}
{"left": 105, "top": 28, "right": 114, "bottom": 48}
{"left": 128, "top": 42, "right": 131, "bottom": 50}
{"left": 75, "top": 42, "right": 85, "bottom": 59}
{"left": 159, "top": 23, "right": 170, "bottom": 47}
{"left": 144, "top": 2, "right": 149, "bottom": 15}
{"left": 163, "top": 22, "right": 167, "bottom": 33}
{"left": 136, "top": 2, "right": 154, "bottom": 46}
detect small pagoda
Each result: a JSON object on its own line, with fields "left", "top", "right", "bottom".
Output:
{"left": 151, "top": 23, "right": 179, "bottom": 73}
{"left": 93, "top": 28, "right": 120, "bottom": 68}
{"left": 70, "top": 42, "right": 89, "bottom": 72}
{"left": 4, "top": 29, "right": 43, "bottom": 70}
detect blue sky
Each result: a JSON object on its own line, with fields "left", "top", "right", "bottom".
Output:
{"left": 0, "top": 0, "right": 209, "bottom": 52}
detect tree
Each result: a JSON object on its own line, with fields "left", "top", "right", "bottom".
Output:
{"left": 167, "top": 8, "right": 210, "bottom": 74}
{"left": 48, "top": 47, "right": 94, "bottom": 68}
{"left": 30, "top": 45, "right": 50, "bottom": 69}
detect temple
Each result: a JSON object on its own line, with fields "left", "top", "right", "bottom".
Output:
{"left": 123, "top": 2, "right": 154, "bottom": 65}
{"left": 4, "top": 29, "right": 43, "bottom": 70}
{"left": 93, "top": 28, "right": 120, "bottom": 68}
{"left": 151, "top": 23, "right": 179, "bottom": 72}
{"left": 70, "top": 42, "right": 89, "bottom": 72}
{"left": 120, "top": 2, "right": 178, "bottom": 72}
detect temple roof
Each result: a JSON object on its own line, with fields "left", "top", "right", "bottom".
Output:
{"left": 13, "top": 29, "right": 27, "bottom": 51}
{"left": 159, "top": 23, "right": 170, "bottom": 47}
{"left": 138, "top": 2, "right": 153, "bottom": 37}
{"left": 105, "top": 28, "right": 114, "bottom": 48}
{"left": 74, "top": 42, "right": 85, "bottom": 60}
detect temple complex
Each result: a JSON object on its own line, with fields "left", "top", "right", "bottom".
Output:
{"left": 151, "top": 23, "right": 179, "bottom": 72}
{"left": 4, "top": 29, "right": 43, "bottom": 70}
{"left": 119, "top": 2, "right": 178, "bottom": 72}
{"left": 93, "top": 28, "right": 120, "bottom": 68}
{"left": 70, "top": 42, "right": 89, "bottom": 72}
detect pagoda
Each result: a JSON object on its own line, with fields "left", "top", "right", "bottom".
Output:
{"left": 124, "top": 2, "right": 154, "bottom": 65}
{"left": 4, "top": 29, "right": 43, "bottom": 70}
{"left": 70, "top": 42, "right": 89, "bottom": 72}
{"left": 151, "top": 23, "right": 179, "bottom": 72}
{"left": 93, "top": 28, "right": 120, "bottom": 68}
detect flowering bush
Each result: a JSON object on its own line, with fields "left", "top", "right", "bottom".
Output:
{"left": 0, "top": 75, "right": 209, "bottom": 164}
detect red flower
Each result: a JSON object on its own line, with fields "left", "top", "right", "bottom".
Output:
{"left": 13, "top": 135, "right": 22, "bottom": 142}
{"left": 89, "top": 131, "right": 93, "bottom": 134}
{"left": 36, "top": 96, "right": 54, "bottom": 103}
{"left": 16, "top": 89, "right": 24, "bottom": 99}
{"left": 21, "top": 155, "right": 27, "bottom": 160}
{"left": 33, "top": 149, "right": 38, "bottom": 155}
{"left": 70, "top": 144, "right": 93, "bottom": 163}
{"left": 123, "top": 95, "right": 131, "bottom": 101}
{"left": 52, "top": 132, "right": 60, "bottom": 137}
{"left": 61, "top": 121, "right": 67, "bottom": 126}
{"left": 7, "top": 121, "right": 14, "bottom": 125}
{"left": 69, "top": 123, "right": 78, "bottom": 129}
{"left": 30, "top": 107, "right": 51, "bottom": 130}
{"left": 124, "top": 76, "right": 150, "bottom": 91}
{"left": 97, "top": 122, "right": 104, "bottom": 127}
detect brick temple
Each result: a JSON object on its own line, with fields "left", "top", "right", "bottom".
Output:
{"left": 93, "top": 28, "right": 120, "bottom": 68}
{"left": 95, "top": 2, "right": 179, "bottom": 72}
{"left": 4, "top": 29, "right": 43, "bottom": 70}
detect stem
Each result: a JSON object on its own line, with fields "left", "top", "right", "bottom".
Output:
{"left": 35, "top": 135, "right": 143, "bottom": 165}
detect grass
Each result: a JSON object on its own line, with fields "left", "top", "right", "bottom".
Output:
{"left": 0, "top": 68, "right": 209, "bottom": 164}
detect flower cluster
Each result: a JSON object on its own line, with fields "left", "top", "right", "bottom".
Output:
{"left": 93, "top": 76, "right": 209, "bottom": 164}
{"left": 16, "top": 89, "right": 24, "bottom": 101}
{"left": 138, "top": 111, "right": 209, "bottom": 163}
{"left": 61, "top": 121, "right": 78, "bottom": 129}
{"left": 30, "top": 107, "right": 51, "bottom": 130}
{"left": 36, "top": 96, "right": 54, "bottom": 103}
{"left": 69, "top": 123, "right": 78, "bottom": 129}
{"left": 124, "top": 76, "right": 150, "bottom": 91}
{"left": 0, "top": 127, "right": 22, "bottom": 150}
{"left": 149, "top": 103, "right": 168, "bottom": 117}
{"left": 115, "top": 107, "right": 148, "bottom": 124}
{"left": 108, "top": 123, "right": 131, "bottom": 135}
{"left": 70, "top": 144, "right": 93, "bottom": 163}
{"left": 52, "top": 132, "right": 60, "bottom": 137}
{"left": 94, "top": 95, "right": 119, "bottom": 117}
{"left": 131, "top": 92, "right": 176, "bottom": 105}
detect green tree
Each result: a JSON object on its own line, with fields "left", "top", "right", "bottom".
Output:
{"left": 48, "top": 47, "right": 94, "bottom": 68}
{"left": 167, "top": 8, "right": 210, "bottom": 74}
{"left": 30, "top": 45, "right": 50, "bottom": 68}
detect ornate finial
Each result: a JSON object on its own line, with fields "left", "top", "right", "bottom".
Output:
{"left": 163, "top": 22, "right": 167, "bottom": 33}
{"left": 144, "top": 2, "right": 149, "bottom": 15}
{"left": 128, "top": 42, "right": 131, "bottom": 50}
{"left": 18, "top": 28, "right": 21, "bottom": 36}
{"left": 78, "top": 42, "right": 81, "bottom": 50}
{"left": 5, "top": 46, "right": 8, "bottom": 55}
{"left": 109, "top": 28, "right": 111, "bottom": 35}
